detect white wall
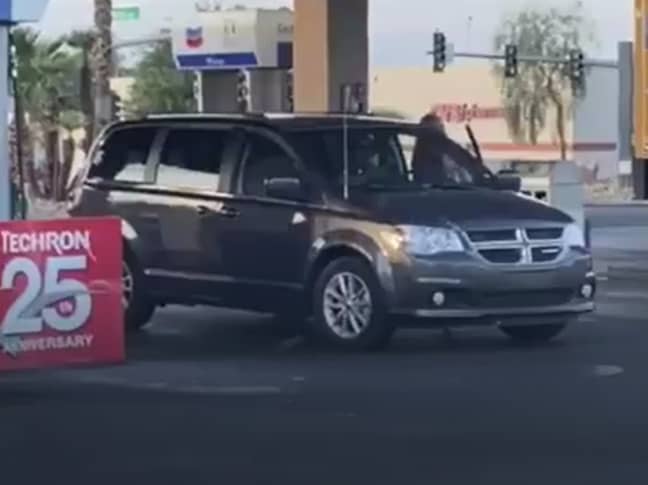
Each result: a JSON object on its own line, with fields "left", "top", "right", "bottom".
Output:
{"left": 572, "top": 66, "right": 619, "bottom": 180}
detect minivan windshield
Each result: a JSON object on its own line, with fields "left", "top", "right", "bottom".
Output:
{"left": 289, "top": 124, "right": 496, "bottom": 194}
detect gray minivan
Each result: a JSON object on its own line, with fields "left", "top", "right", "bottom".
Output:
{"left": 70, "top": 113, "right": 595, "bottom": 350}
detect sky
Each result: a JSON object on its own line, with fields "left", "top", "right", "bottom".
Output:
{"left": 33, "top": 0, "right": 634, "bottom": 66}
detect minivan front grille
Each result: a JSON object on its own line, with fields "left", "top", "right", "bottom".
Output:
{"left": 479, "top": 248, "right": 522, "bottom": 264}
{"left": 467, "top": 229, "right": 517, "bottom": 243}
{"left": 526, "top": 228, "right": 564, "bottom": 241}
{"left": 467, "top": 227, "right": 565, "bottom": 265}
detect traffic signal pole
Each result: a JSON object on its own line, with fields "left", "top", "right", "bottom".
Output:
{"left": 427, "top": 49, "right": 619, "bottom": 69}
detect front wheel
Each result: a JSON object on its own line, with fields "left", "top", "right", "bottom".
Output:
{"left": 310, "top": 257, "right": 394, "bottom": 351}
{"left": 500, "top": 323, "right": 567, "bottom": 343}
{"left": 122, "top": 254, "right": 155, "bottom": 332}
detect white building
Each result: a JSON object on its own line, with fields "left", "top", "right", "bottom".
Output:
{"left": 370, "top": 63, "right": 619, "bottom": 181}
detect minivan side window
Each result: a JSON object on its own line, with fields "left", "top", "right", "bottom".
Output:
{"left": 156, "top": 128, "right": 225, "bottom": 191}
{"left": 88, "top": 127, "right": 156, "bottom": 183}
{"left": 240, "top": 134, "right": 299, "bottom": 198}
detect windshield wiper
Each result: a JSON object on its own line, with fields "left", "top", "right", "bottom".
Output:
{"left": 422, "top": 183, "right": 476, "bottom": 191}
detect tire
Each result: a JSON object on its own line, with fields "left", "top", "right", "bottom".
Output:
{"left": 123, "top": 251, "right": 155, "bottom": 332}
{"left": 500, "top": 323, "right": 567, "bottom": 343}
{"left": 310, "top": 256, "right": 394, "bottom": 351}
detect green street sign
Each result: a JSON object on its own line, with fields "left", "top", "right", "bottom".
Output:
{"left": 112, "top": 6, "right": 140, "bottom": 22}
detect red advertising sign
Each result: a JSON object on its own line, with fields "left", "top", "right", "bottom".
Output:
{"left": 432, "top": 103, "right": 505, "bottom": 124}
{"left": 0, "top": 217, "right": 124, "bottom": 371}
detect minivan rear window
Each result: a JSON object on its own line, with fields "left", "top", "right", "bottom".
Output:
{"left": 88, "top": 127, "right": 157, "bottom": 183}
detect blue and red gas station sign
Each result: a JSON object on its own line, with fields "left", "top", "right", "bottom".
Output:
{"left": 0, "top": 0, "right": 49, "bottom": 23}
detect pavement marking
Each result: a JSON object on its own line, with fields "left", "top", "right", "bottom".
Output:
{"left": 333, "top": 411, "right": 357, "bottom": 418}
{"left": 144, "top": 382, "right": 170, "bottom": 390}
{"left": 61, "top": 374, "right": 282, "bottom": 396}
{"left": 600, "top": 290, "right": 648, "bottom": 300}
{"left": 275, "top": 336, "right": 304, "bottom": 352}
{"left": 179, "top": 385, "right": 282, "bottom": 396}
{"left": 291, "top": 376, "right": 306, "bottom": 382}
{"left": 592, "top": 365, "right": 624, "bottom": 377}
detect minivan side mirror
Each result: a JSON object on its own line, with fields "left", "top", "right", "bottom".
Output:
{"left": 265, "top": 177, "right": 308, "bottom": 201}
{"left": 494, "top": 171, "right": 522, "bottom": 192}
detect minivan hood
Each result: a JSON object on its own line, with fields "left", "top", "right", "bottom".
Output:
{"left": 352, "top": 188, "right": 572, "bottom": 227}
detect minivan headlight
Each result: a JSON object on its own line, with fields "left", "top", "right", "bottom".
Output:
{"left": 563, "top": 223, "right": 585, "bottom": 248}
{"left": 398, "top": 225, "right": 465, "bottom": 256}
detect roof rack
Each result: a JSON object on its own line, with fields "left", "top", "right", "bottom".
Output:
{"left": 145, "top": 112, "right": 268, "bottom": 120}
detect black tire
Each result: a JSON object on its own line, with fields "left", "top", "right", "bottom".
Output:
{"left": 500, "top": 323, "right": 567, "bottom": 343}
{"left": 310, "top": 256, "right": 394, "bottom": 351}
{"left": 123, "top": 250, "right": 155, "bottom": 332}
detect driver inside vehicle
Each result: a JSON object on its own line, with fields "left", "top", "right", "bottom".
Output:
{"left": 347, "top": 132, "right": 402, "bottom": 184}
{"left": 412, "top": 124, "right": 487, "bottom": 187}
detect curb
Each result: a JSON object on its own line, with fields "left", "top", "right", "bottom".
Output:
{"left": 586, "top": 203, "right": 648, "bottom": 208}
{"left": 603, "top": 266, "right": 648, "bottom": 282}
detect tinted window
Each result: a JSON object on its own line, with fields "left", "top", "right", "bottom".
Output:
{"left": 157, "top": 129, "right": 225, "bottom": 190}
{"left": 240, "top": 134, "right": 298, "bottom": 197}
{"left": 413, "top": 135, "right": 489, "bottom": 186}
{"left": 88, "top": 127, "right": 156, "bottom": 182}
{"left": 291, "top": 129, "right": 408, "bottom": 187}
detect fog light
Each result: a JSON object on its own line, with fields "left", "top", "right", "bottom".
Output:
{"left": 432, "top": 291, "right": 446, "bottom": 307}
{"left": 581, "top": 284, "right": 594, "bottom": 299}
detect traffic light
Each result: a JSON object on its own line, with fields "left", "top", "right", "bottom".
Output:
{"left": 568, "top": 49, "right": 585, "bottom": 94}
{"left": 9, "top": 39, "right": 17, "bottom": 82}
{"left": 504, "top": 44, "right": 518, "bottom": 78}
{"left": 236, "top": 70, "right": 249, "bottom": 113}
{"left": 568, "top": 49, "right": 585, "bottom": 82}
{"left": 433, "top": 31, "right": 446, "bottom": 72}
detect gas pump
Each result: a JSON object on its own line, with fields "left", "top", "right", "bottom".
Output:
{"left": 340, "top": 82, "right": 368, "bottom": 114}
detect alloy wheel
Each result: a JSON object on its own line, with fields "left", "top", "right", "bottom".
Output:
{"left": 122, "top": 261, "right": 134, "bottom": 310}
{"left": 323, "top": 272, "right": 373, "bottom": 339}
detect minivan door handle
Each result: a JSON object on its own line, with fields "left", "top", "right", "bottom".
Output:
{"left": 196, "top": 204, "right": 211, "bottom": 216}
{"left": 196, "top": 203, "right": 239, "bottom": 218}
{"left": 218, "top": 206, "right": 240, "bottom": 218}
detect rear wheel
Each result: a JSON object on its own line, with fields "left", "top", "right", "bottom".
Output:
{"left": 123, "top": 253, "right": 155, "bottom": 332}
{"left": 500, "top": 323, "right": 567, "bottom": 343}
{"left": 310, "top": 257, "right": 394, "bottom": 351}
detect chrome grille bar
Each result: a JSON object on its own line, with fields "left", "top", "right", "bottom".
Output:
{"left": 466, "top": 227, "right": 566, "bottom": 265}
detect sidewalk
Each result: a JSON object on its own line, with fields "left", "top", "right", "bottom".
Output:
{"left": 593, "top": 247, "right": 648, "bottom": 281}
{"left": 587, "top": 201, "right": 648, "bottom": 208}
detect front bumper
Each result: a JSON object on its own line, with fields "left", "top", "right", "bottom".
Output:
{"left": 385, "top": 249, "right": 595, "bottom": 325}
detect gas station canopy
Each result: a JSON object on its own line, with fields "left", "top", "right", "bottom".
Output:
{"left": 0, "top": 0, "right": 49, "bottom": 23}
{"left": 171, "top": 8, "right": 294, "bottom": 71}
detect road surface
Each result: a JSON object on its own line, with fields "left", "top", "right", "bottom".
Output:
{"left": 1, "top": 205, "right": 647, "bottom": 485}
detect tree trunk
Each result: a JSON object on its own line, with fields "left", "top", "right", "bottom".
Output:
{"left": 93, "top": 0, "right": 113, "bottom": 134}
{"left": 555, "top": 100, "right": 567, "bottom": 160}
{"left": 60, "top": 136, "right": 76, "bottom": 199}
{"left": 547, "top": 77, "right": 567, "bottom": 160}
{"left": 80, "top": 50, "right": 95, "bottom": 152}
{"left": 45, "top": 129, "right": 60, "bottom": 200}
{"left": 529, "top": 103, "right": 538, "bottom": 145}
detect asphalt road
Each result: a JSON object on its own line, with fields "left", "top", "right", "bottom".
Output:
{"left": 2, "top": 205, "right": 648, "bottom": 485}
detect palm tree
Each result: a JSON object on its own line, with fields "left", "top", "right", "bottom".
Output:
{"left": 12, "top": 27, "right": 81, "bottom": 201}
{"left": 493, "top": 5, "right": 594, "bottom": 160}
{"left": 92, "top": 0, "right": 113, "bottom": 133}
